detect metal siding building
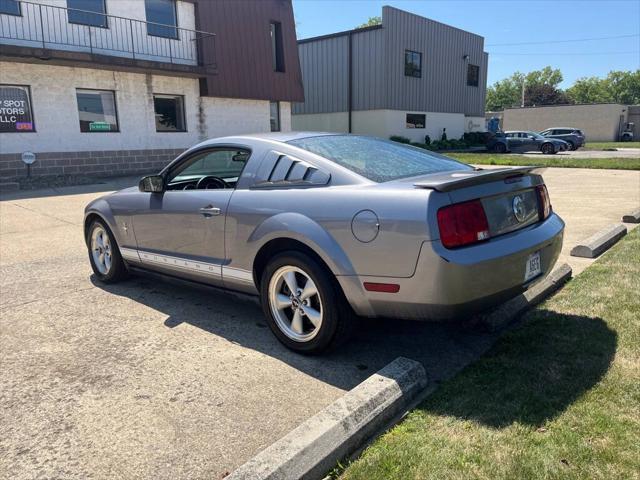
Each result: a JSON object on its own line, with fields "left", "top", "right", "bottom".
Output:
{"left": 292, "top": 6, "right": 488, "bottom": 141}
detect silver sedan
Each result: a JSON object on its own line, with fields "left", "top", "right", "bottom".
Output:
{"left": 84, "top": 133, "right": 564, "bottom": 353}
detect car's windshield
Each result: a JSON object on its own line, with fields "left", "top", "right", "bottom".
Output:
{"left": 287, "top": 135, "right": 471, "bottom": 183}
{"left": 527, "top": 131, "right": 544, "bottom": 140}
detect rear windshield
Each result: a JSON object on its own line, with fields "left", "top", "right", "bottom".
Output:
{"left": 287, "top": 135, "right": 471, "bottom": 183}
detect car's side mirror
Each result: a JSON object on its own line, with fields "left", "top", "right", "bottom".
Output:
{"left": 139, "top": 175, "right": 164, "bottom": 193}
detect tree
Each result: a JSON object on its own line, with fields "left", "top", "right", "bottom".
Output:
{"left": 486, "top": 66, "right": 568, "bottom": 110}
{"left": 356, "top": 16, "right": 381, "bottom": 28}
{"left": 566, "top": 70, "right": 640, "bottom": 105}
{"left": 606, "top": 70, "right": 640, "bottom": 105}
{"left": 486, "top": 72, "right": 525, "bottom": 111}
{"left": 565, "top": 76, "right": 611, "bottom": 104}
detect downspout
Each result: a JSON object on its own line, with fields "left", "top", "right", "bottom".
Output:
{"left": 348, "top": 31, "right": 353, "bottom": 133}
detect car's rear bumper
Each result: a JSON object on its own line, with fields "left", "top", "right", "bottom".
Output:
{"left": 338, "top": 213, "right": 564, "bottom": 320}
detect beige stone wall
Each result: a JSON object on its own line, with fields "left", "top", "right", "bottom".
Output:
{"left": 502, "top": 104, "right": 628, "bottom": 142}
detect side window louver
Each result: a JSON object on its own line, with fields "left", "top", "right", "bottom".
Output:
{"left": 253, "top": 152, "right": 330, "bottom": 188}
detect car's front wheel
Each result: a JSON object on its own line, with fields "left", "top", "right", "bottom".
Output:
{"left": 493, "top": 143, "right": 507, "bottom": 154}
{"left": 87, "top": 219, "right": 129, "bottom": 283}
{"left": 260, "top": 251, "right": 353, "bottom": 354}
{"left": 541, "top": 143, "right": 555, "bottom": 154}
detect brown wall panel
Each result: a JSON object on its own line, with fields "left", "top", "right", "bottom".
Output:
{"left": 194, "top": 0, "right": 304, "bottom": 102}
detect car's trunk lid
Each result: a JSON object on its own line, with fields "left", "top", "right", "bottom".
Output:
{"left": 414, "top": 167, "right": 545, "bottom": 239}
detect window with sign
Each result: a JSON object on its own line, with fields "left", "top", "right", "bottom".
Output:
{"left": 76, "top": 89, "right": 119, "bottom": 133}
{"left": 153, "top": 94, "right": 186, "bottom": 132}
{"left": 406, "top": 113, "right": 425, "bottom": 129}
{"left": 0, "top": 85, "right": 35, "bottom": 133}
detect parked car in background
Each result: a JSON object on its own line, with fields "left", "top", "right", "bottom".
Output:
{"left": 539, "top": 128, "right": 585, "bottom": 150}
{"left": 487, "top": 131, "right": 568, "bottom": 154}
{"left": 84, "top": 133, "right": 564, "bottom": 354}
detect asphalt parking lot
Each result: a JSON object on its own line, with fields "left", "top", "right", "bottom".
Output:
{"left": 1, "top": 168, "right": 638, "bottom": 479}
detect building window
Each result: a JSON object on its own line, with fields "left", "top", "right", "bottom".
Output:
{"left": 404, "top": 50, "right": 421, "bottom": 78}
{"left": 467, "top": 64, "right": 480, "bottom": 87}
{"left": 270, "top": 101, "right": 280, "bottom": 132}
{"left": 154, "top": 94, "right": 186, "bottom": 132}
{"left": 76, "top": 89, "right": 118, "bottom": 133}
{"left": 406, "top": 113, "right": 425, "bottom": 129}
{"left": 145, "top": 0, "right": 178, "bottom": 39}
{"left": 270, "top": 21, "right": 285, "bottom": 72}
{"left": 0, "top": 84, "right": 35, "bottom": 132}
{"left": 67, "top": 0, "right": 107, "bottom": 28}
{"left": 0, "top": 0, "right": 21, "bottom": 16}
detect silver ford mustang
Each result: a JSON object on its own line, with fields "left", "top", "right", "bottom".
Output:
{"left": 84, "top": 133, "right": 564, "bottom": 353}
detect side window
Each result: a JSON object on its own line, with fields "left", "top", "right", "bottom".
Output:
{"left": 167, "top": 149, "right": 250, "bottom": 189}
{"left": 404, "top": 50, "right": 421, "bottom": 78}
{"left": 145, "top": 0, "right": 178, "bottom": 39}
{"left": 67, "top": 0, "right": 107, "bottom": 28}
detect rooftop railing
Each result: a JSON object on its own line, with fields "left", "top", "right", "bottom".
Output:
{"left": 0, "top": 0, "right": 216, "bottom": 67}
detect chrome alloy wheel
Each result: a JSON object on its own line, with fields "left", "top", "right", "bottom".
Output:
{"left": 91, "top": 226, "right": 112, "bottom": 275}
{"left": 268, "top": 265, "right": 323, "bottom": 342}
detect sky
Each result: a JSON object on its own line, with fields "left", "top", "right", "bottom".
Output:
{"left": 292, "top": 0, "right": 640, "bottom": 88}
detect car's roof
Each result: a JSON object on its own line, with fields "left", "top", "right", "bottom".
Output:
{"left": 545, "top": 127, "right": 580, "bottom": 130}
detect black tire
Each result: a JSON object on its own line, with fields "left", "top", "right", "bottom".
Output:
{"left": 87, "top": 219, "right": 129, "bottom": 283}
{"left": 259, "top": 251, "right": 353, "bottom": 354}
{"left": 541, "top": 143, "right": 555, "bottom": 155}
{"left": 493, "top": 142, "right": 507, "bottom": 154}
{"left": 566, "top": 141, "right": 575, "bottom": 150}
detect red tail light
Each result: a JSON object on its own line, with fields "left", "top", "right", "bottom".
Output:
{"left": 536, "top": 184, "right": 552, "bottom": 220}
{"left": 437, "top": 199, "right": 490, "bottom": 249}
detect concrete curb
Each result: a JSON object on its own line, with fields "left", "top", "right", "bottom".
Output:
{"left": 570, "top": 223, "right": 627, "bottom": 258}
{"left": 476, "top": 263, "right": 573, "bottom": 332}
{"left": 622, "top": 209, "right": 640, "bottom": 224}
{"left": 227, "top": 357, "right": 427, "bottom": 480}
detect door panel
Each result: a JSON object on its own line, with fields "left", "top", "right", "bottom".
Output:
{"left": 129, "top": 147, "right": 251, "bottom": 285}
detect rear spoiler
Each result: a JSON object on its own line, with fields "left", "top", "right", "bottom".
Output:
{"left": 414, "top": 166, "right": 539, "bottom": 192}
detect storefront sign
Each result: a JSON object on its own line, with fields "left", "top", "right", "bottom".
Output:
{"left": 0, "top": 85, "right": 34, "bottom": 133}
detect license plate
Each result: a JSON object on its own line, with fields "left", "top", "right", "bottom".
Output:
{"left": 524, "top": 251, "right": 542, "bottom": 282}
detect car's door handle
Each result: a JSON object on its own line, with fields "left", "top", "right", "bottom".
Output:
{"left": 199, "top": 205, "right": 221, "bottom": 216}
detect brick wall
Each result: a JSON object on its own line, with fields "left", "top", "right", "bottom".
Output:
{"left": 0, "top": 148, "right": 184, "bottom": 180}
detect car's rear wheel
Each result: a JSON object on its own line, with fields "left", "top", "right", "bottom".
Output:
{"left": 566, "top": 140, "right": 576, "bottom": 150}
{"left": 493, "top": 143, "right": 507, "bottom": 154}
{"left": 541, "top": 143, "right": 555, "bottom": 154}
{"left": 260, "top": 251, "right": 353, "bottom": 354}
{"left": 87, "top": 219, "right": 129, "bottom": 283}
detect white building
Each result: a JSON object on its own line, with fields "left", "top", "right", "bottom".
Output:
{"left": 0, "top": 0, "right": 304, "bottom": 182}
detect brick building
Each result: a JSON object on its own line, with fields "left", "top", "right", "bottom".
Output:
{"left": 0, "top": 0, "right": 304, "bottom": 184}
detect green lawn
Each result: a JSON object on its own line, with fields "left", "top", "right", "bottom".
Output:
{"left": 340, "top": 228, "right": 640, "bottom": 480}
{"left": 448, "top": 152, "right": 640, "bottom": 170}
{"left": 583, "top": 141, "right": 640, "bottom": 150}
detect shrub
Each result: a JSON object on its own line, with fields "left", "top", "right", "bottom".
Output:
{"left": 389, "top": 135, "right": 411, "bottom": 144}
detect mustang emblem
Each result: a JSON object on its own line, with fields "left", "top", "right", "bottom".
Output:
{"left": 512, "top": 195, "right": 527, "bottom": 223}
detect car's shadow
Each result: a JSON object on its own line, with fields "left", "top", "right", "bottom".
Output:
{"left": 91, "top": 273, "right": 501, "bottom": 391}
{"left": 91, "top": 274, "right": 615, "bottom": 426}
{"left": 420, "top": 309, "right": 616, "bottom": 428}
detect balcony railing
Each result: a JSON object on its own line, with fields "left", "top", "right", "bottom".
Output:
{"left": 0, "top": 0, "right": 215, "bottom": 67}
